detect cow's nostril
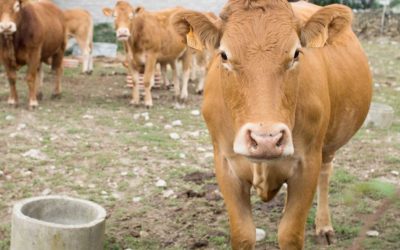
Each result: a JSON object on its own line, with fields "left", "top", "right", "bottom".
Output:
{"left": 248, "top": 130, "right": 258, "bottom": 149}
{"left": 275, "top": 131, "right": 285, "bottom": 148}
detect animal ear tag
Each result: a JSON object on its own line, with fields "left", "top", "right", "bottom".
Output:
{"left": 186, "top": 27, "right": 204, "bottom": 51}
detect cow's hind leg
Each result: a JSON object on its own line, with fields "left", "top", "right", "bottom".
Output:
{"left": 180, "top": 51, "right": 191, "bottom": 102}
{"left": 315, "top": 161, "right": 335, "bottom": 245}
{"left": 160, "top": 63, "right": 170, "bottom": 89}
{"left": 51, "top": 51, "right": 64, "bottom": 99}
{"left": 36, "top": 65, "right": 44, "bottom": 100}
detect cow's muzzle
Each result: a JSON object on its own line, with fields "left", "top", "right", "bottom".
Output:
{"left": 0, "top": 21, "right": 17, "bottom": 34}
{"left": 233, "top": 123, "right": 294, "bottom": 161}
{"left": 116, "top": 28, "right": 130, "bottom": 41}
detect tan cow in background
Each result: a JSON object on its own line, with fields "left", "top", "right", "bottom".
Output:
{"left": 0, "top": 0, "right": 66, "bottom": 108}
{"left": 64, "top": 8, "right": 94, "bottom": 74}
{"left": 103, "top": 2, "right": 191, "bottom": 108}
{"left": 173, "top": 0, "right": 372, "bottom": 249}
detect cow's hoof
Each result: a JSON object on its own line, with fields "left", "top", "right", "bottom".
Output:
{"left": 51, "top": 93, "right": 62, "bottom": 100}
{"left": 316, "top": 229, "right": 336, "bottom": 245}
{"left": 145, "top": 105, "right": 152, "bottom": 109}
{"left": 36, "top": 92, "right": 43, "bottom": 101}
{"left": 8, "top": 99, "right": 18, "bottom": 107}
{"left": 129, "top": 100, "right": 140, "bottom": 107}
{"left": 196, "top": 90, "right": 204, "bottom": 95}
{"left": 28, "top": 101, "right": 39, "bottom": 110}
{"left": 84, "top": 71, "right": 93, "bottom": 75}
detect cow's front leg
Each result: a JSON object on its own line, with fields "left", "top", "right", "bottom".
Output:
{"left": 26, "top": 56, "right": 41, "bottom": 108}
{"left": 278, "top": 155, "right": 320, "bottom": 250}
{"left": 51, "top": 50, "right": 64, "bottom": 99}
{"left": 126, "top": 59, "right": 140, "bottom": 106}
{"left": 5, "top": 66, "right": 18, "bottom": 106}
{"left": 315, "top": 161, "right": 335, "bottom": 244}
{"left": 169, "top": 60, "right": 180, "bottom": 100}
{"left": 143, "top": 54, "right": 156, "bottom": 108}
{"left": 215, "top": 154, "right": 255, "bottom": 250}
{"left": 36, "top": 64, "right": 44, "bottom": 100}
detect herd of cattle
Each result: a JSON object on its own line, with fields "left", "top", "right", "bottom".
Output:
{"left": 0, "top": 0, "right": 374, "bottom": 249}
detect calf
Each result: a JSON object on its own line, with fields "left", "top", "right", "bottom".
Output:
{"left": 103, "top": 2, "right": 191, "bottom": 108}
{"left": 0, "top": 0, "right": 66, "bottom": 108}
{"left": 64, "top": 8, "right": 93, "bottom": 74}
{"left": 173, "top": 0, "right": 372, "bottom": 249}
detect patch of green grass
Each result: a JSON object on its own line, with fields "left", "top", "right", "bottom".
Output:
{"left": 353, "top": 180, "right": 397, "bottom": 200}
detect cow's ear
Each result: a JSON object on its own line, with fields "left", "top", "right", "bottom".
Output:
{"left": 300, "top": 4, "right": 352, "bottom": 48}
{"left": 134, "top": 6, "right": 144, "bottom": 14}
{"left": 172, "top": 10, "right": 222, "bottom": 49}
{"left": 102, "top": 8, "right": 113, "bottom": 17}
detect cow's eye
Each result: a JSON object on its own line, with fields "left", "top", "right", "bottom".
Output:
{"left": 293, "top": 49, "right": 301, "bottom": 61}
{"left": 220, "top": 51, "right": 228, "bottom": 61}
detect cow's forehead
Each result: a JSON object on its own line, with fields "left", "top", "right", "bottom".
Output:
{"left": 221, "top": 9, "right": 298, "bottom": 58}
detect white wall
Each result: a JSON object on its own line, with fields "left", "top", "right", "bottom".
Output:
{"left": 54, "top": 0, "right": 226, "bottom": 23}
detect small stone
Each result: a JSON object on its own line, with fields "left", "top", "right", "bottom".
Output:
{"left": 9, "top": 133, "right": 18, "bottom": 138}
{"left": 191, "top": 110, "right": 200, "bottom": 116}
{"left": 140, "top": 146, "right": 148, "bottom": 151}
{"left": 41, "top": 188, "right": 52, "bottom": 196}
{"left": 83, "top": 114, "right": 94, "bottom": 119}
{"left": 0, "top": 170, "right": 4, "bottom": 176}
{"left": 179, "top": 153, "right": 186, "bottom": 159}
{"left": 5, "top": 115, "right": 14, "bottom": 121}
{"left": 112, "top": 193, "right": 122, "bottom": 200}
{"left": 21, "top": 170, "right": 32, "bottom": 177}
{"left": 156, "top": 179, "right": 167, "bottom": 187}
{"left": 366, "top": 230, "right": 379, "bottom": 237}
{"left": 256, "top": 228, "right": 266, "bottom": 241}
{"left": 189, "top": 131, "right": 200, "bottom": 138}
{"left": 88, "top": 184, "right": 96, "bottom": 188}
{"left": 22, "top": 149, "right": 48, "bottom": 161}
{"left": 132, "top": 197, "right": 142, "bottom": 203}
{"left": 197, "top": 147, "right": 206, "bottom": 152}
{"left": 121, "top": 171, "right": 128, "bottom": 176}
{"left": 172, "top": 120, "right": 183, "bottom": 126}
{"left": 145, "top": 122, "right": 153, "bottom": 128}
{"left": 204, "top": 153, "right": 214, "bottom": 159}
{"left": 133, "top": 114, "right": 140, "bottom": 120}
{"left": 17, "top": 123, "right": 26, "bottom": 131}
{"left": 169, "top": 133, "right": 180, "bottom": 140}
{"left": 6, "top": 175, "right": 12, "bottom": 180}
{"left": 163, "top": 189, "right": 175, "bottom": 198}
{"left": 101, "top": 190, "right": 108, "bottom": 195}
{"left": 164, "top": 124, "right": 172, "bottom": 130}
{"left": 391, "top": 170, "right": 399, "bottom": 176}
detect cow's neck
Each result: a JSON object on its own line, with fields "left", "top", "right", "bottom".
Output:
{"left": 0, "top": 35, "right": 17, "bottom": 68}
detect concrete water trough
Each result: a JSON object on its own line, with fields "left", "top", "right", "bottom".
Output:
{"left": 11, "top": 196, "right": 106, "bottom": 250}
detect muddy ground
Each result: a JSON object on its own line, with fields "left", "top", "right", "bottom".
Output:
{"left": 0, "top": 39, "right": 399, "bottom": 250}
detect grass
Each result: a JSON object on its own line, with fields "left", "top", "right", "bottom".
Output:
{"left": 0, "top": 39, "right": 399, "bottom": 249}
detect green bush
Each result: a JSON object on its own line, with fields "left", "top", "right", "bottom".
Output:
{"left": 93, "top": 23, "right": 116, "bottom": 43}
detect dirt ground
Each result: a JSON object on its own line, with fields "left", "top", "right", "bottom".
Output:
{"left": 0, "top": 39, "right": 399, "bottom": 250}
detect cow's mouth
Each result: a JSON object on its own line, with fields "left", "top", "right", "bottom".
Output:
{"left": 245, "top": 155, "right": 283, "bottom": 163}
{"left": 117, "top": 35, "right": 130, "bottom": 41}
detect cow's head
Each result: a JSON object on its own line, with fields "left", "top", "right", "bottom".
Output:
{"left": 102, "top": 1, "right": 143, "bottom": 41}
{"left": 173, "top": 0, "right": 352, "bottom": 161}
{"left": 0, "top": 0, "right": 28, "bottom": 35}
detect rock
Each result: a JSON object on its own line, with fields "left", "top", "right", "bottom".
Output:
{"left": 88, "top": 184, "right": 96, "bottom": 189}
{"left": 82, "top": 115, "right": 94, "bottom": 120}
{"left": 0, "top": 170, "right": 4, "bottom": 177}
{"left": 41, "top": 188, "right": 52, "bottom": 196}
{"left": 391, "top": 170, "right": 399, "bottom": 176}
{"left": 112, "top": 193, "right": 122, "bottom": 200}
{"left": 9, "top": 132, "right": 18, "bottom": 138}
{"left": 191, "top": 110, "right": 200, "bottom": 116}
{"left": 5, "top": 115, "right": 14, "bottom": 121}
{"left": 169, "top": 133, "right": 180, "bottom": 140}
{"left": 163, "top": 189, "right": 175, "bottom": 198}
{"left": 22, "top": 149, "right": 48, "bottom": 161}
{"left": 197, "top": 147, "right": 206, "bottom": 152}
{"left": 179, "top": 153, "right": 186, "bottom": 159}
{"left": 366, "top": 230, "right": 379, "bottom": 237}
{"left": 17, "top": 123, "right": 26, "bottom": 131}
{"left": 144, "top": 122, "right": 153, "bottom": 128}
{"left": 120, "top": 172, "right": 128, "bottom": 176}
{"left": 141, "top": 112, "right": 150, "bottom": 121}
{"left": 101, "top": 191, "right": 108, "bottom": 195}
{"left": 132, "top": 197, "right": 142, "bottom": 203}
{"left": 156, "top": 179, "right": 167, "bottom": 187}
{"left": 256, "top": 228, "right": 266, "bottom": 242}
{"left": 172, "top": 120, "right": 183, "bottom": 126}
{"left": 164, "top": 124, "right": 172, "bottom": 130}
{"left": 133, "top": 114, "right": 140, "bottom": 120}
{"left": 189, "top": 131, "right": 200, "bottom": 138}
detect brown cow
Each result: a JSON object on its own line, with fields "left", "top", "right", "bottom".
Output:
{"left": 103, "top": 2, "right": 191, "bottom": 108}
{"left": 0, "top": 0, "right": 66, "bottom": 108}
{"left": 64, "top": 8, "right": 93, "bottom": 74}
{"left": 173, "top": 0, "right": 372, "bottom": 249}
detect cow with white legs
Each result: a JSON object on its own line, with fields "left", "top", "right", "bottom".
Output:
{"left": 103, "top": 2, "right": 191, "bottom": 108}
